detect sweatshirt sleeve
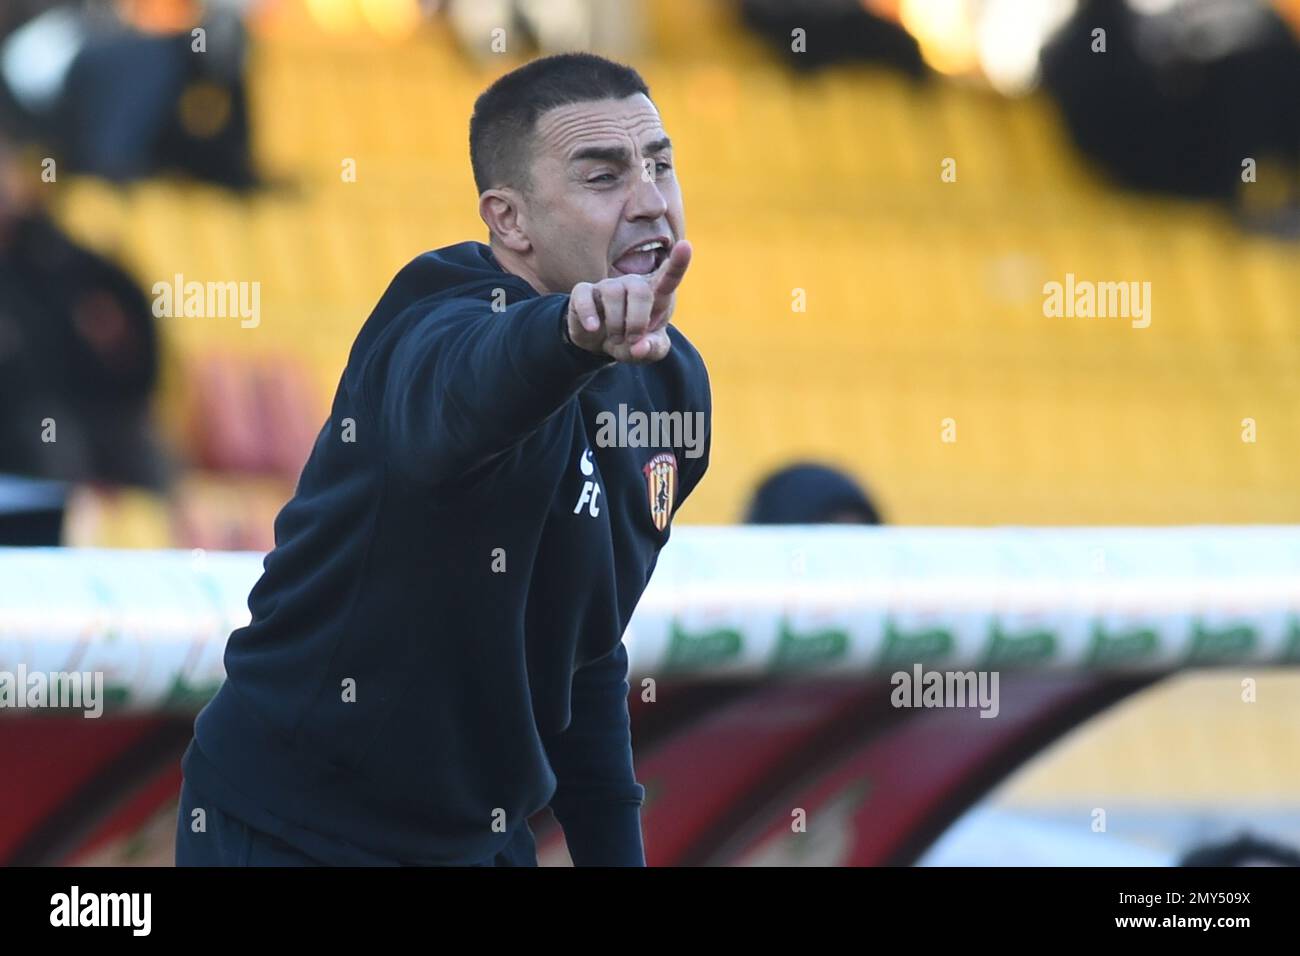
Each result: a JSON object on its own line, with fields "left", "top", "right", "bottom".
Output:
{"left": 368, "top": 293, "right": 614, "bottom": 484}
{"left": 676, "top": 362, "right": 711, "bottom": 512}
{"left": 660, "top": 324, "right": 711, "bottom": 513}
{"left": 542, "top": 640, "right": 647, "bottom": 866}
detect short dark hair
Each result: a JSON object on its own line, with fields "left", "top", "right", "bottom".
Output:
{"left": 469, "top": 52, "right": 651, "bottom": 196}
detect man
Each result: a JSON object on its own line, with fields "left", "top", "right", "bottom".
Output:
{"left": 175, "top": 52, "right": 710, "bottom": 866}
{"left": 0, "top": 134, "right": 170, "bottom": 492}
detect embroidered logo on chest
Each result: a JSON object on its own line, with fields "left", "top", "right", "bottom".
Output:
{"left": 643, "top": 452, "right": 678, "bottom": 532}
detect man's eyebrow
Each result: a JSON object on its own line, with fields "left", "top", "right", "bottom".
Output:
{"left": 569, "top": 137, "right": 673, "bottom": 164}
{"left": 569, "top": 144, "right": 630, "bottom": 164}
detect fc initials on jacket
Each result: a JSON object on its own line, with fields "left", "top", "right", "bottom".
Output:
{"left": 573, "top": 448, "right": 601, "bottom": 517}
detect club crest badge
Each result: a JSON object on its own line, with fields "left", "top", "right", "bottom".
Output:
{"left": 643, "top": 452, "right": 678, "bottom": 532}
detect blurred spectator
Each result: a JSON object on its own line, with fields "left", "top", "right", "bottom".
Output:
{"left": 0, "top": 134, "right": 171, "bottom": 490}
{"left": 739, "top": 0, "right": 926, "bottom": 78}
{"left": 744, "top": 462, "right": 882, "bottom": 524}
{"left": 1041, "top": 0, "right": 1300, "bottom": 228}
{"left": 1179, "top": 833, "right": 1300, "bottom": 866}
{"left": 0, "top": 0, "right": 258, "bottom": 188}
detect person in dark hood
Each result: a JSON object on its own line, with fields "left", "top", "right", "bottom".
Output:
{"left": 744, "top": 462, "right": 881, "bottom": 525}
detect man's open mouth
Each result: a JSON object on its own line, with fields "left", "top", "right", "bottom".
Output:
{"left": 612, "top": 238, "right": 670, "bottom": 276}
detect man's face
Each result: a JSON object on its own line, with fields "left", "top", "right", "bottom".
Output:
{"left": 511, "top": 94, "right": 684, "bottom": 293}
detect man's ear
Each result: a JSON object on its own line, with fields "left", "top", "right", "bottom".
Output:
{"left": 479, "top": 188, "right": 531, "bottom": 254}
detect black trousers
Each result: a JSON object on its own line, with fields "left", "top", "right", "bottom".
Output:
{"left": 174, "top": 777, "right": 538, "bottom": 866}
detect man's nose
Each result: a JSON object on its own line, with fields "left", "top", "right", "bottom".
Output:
{"left": 626, "top": 163, "right": 668, "bottom": 220}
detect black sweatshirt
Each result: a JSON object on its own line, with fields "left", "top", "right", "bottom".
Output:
{"left": 181, "top": 241, "right": 710, "bottom": 865}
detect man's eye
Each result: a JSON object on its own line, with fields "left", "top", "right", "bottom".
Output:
{"left": 589, "top": 173, "right": 617, "bottom": 183}
{"left": 656, "top": 161, "right": 672, "bottom": 174}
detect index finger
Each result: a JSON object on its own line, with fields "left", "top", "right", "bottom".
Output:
{"left": 652, "top": 239, "right": 692, "bottom": 303}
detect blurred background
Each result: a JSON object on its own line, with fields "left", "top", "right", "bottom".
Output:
{"left": 1, "top": 0, "right": 1299, "bottom": 866}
